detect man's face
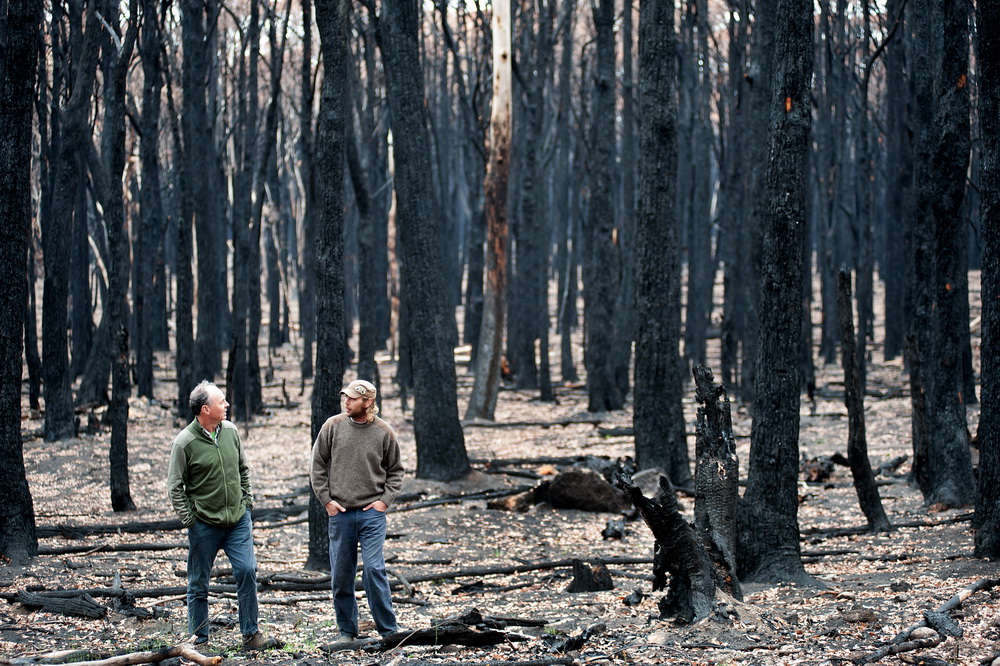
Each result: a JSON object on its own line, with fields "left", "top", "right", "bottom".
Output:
{"left": 203, "top": 387, "right": 229, "bottom": 423}
{"left": 344, "top": 395, "right": 371, "bottom": 419}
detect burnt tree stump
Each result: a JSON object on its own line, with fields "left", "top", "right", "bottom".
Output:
{"left": 613, "top": 366, "right": 743, "bottom": 623}
{"left": 692, "top": 364, "right": 742, "bottom": 600}
{"left": 565, "top": 558, "right": 614, "bottom": 593}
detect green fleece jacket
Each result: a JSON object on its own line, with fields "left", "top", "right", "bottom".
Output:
{"left": 167, "top": 419, "right": 254, "bottom": 527}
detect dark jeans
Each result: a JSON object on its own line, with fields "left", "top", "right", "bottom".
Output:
{"left": 328, "top": 508, "right": 397, "bottom": 637}
{"left": 187, "top": 510, "right": 259, "bottom": 640}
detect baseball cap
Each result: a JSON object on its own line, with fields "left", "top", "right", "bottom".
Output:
{"left": 341, "top": 379, "right": 377, "bottom": 400}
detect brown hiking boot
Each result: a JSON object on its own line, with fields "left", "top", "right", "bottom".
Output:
{"left": 242, "top": 631, "right": 281, "bottom": 651}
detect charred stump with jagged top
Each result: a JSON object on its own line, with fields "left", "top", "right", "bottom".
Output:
{"left": 692, "top": 364, "right": 742, "bottom": 600}
{"left": 613, "top": 365, "right": 742, "bottom": 623}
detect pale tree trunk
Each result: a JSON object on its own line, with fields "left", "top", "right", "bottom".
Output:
{"left": 465, "top": 0, "right": 511, "bottom": 421}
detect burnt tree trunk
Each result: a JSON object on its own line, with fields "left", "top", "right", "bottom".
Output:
{"left": 692, "top": 365, "right": 741, "bottom": 600}
{"left": 92, "top": 0, "right": 138, "bottom": 512}
{"left": 135, "top": 0, "right": 165, "bottom": 400}
{"left": 44, "top": 4, "right": 102, "bottom": 441}
{"left": 974, "top": 0, "right": 1000, "bottom": 558}
{"left": 0, "top": 0, "right": 41, "bottom": 564}
{"left": 633, "top": 0, "right": 690, "bottom": 486}
{"left": 837, "top": 269, "right": 890, "bottom": 533}
{"left": 583, "top": 0, "right": 625, "bottom": 413}
{"left": 308, "top": 0, "right": 351, "bottom": 571}
{"left": 379, "top": 0, "right": 470, "bottom": 480}
{"left": 907, "top": 0, "right": 975, "bottom": 508}
{"left": 738, "top": 0, "right": 812, "bottom": 585}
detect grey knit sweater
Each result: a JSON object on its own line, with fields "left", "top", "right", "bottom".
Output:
{"left": 310, "top": 413, "right": 403, "bottom": 509}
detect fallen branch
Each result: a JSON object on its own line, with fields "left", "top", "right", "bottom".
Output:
{"left": 462, "top": 415, "right": 605, "bottom": 429}
{"left": 37, "top": 543, "right": 187, "bottom": 556}
{"left": 855, "top": 577, "right": 1000, "bottom": 664}
{"left": 6, "top": 641, "right": 221, "bottom": 666}
{"left": 37, "top": 508, "right": 305, "bottom": 539}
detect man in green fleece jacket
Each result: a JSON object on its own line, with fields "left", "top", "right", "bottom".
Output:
{"left": 311, "top": 379, "right": 404, "bottom": 644}
{"left": 167, "top": 380, "right": 276, "bottom": 650}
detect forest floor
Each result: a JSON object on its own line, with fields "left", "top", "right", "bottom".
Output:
{"left": 3, "top": 285, "right": 999, "bottom": 665}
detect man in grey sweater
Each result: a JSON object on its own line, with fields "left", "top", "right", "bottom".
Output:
{"left": 310, "top": 379, "right": 404, "bottom": 644}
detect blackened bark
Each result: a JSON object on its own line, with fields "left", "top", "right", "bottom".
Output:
{"left": 681, "top": 0, "right": 715, "bottom": 369}
{"left": 583, "top": 0, "right": 624, "bottom": 413}
{"left": 882, "top": 0, "right": 911, "bottom": 362}
{"left": 907, "top": 0, "right": 975, "bottom": 508}
{"left": 298, "top": 0, "right": 317, "bottom": 380}
{"left": 735, "top": 0, "right": 776, "bottom": 403}
{"left": 94, "top": 0, "right": 139, "bottom": 512}
{"left": 633, "top": 0, "right": 690, "bottom": 486}
{"left": 553, "top": 0, "right": 577, "bottom": 385}
{"left": 692, "top": 365, "right": 741, "bottom": 600}
{"left": 136, "top": 0, "right": 165, "bottom": 399}
{"left": 25, "top": 236, "right": 42, "bottom": 412}
{"left": 837, "top": 270, "right": 890, "bottom": 533}
{"left": 717, "top": 0, "right": 749, "bottom": 391}
{"left": 183, "top": 0, "right": 225, "bottom": 382}
{"left": 346, "top": 111, "right": 379, "bottom": 391}
{"left": 738, "top": 0, "right": 812, "bottom": 584}
{"left": 615, "top": 473, "right": 720, "bottom": 624}
{"left": 308, "top": 0, "right": 350, "bottom": 571}
{"left": 69, "top": 169, "right": 93, "bottom": 378}
{"left": 0, "top": 0, "right": 40, "bottom": 564}
{"left": 379, "top": 0, "right": 470, "bottom": 480}
{"left": 974, "top": 0, "right": 1000, "bottom": 558}
{"left": 44, "top": 5, "right": 102, "bottom": 441}
{"left": 163, "top": 52, "right": 194, "bottom": 419}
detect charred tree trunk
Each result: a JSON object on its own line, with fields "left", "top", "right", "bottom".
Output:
{"left": 974, "top": 0, "right": 1000, "bottom": 558}
{"left": 44, "top": 4, "right": 102, "bottom": 441}
{"left": 907, "top": 0, "right": 975, "bottom": 508}
{"left": 136, "top": 0, "right": 165, "bottom": 400}
{"left": 738, "top": 0, "right": 812, "bottom": 585}
{"left": 92, "top": 0, "right": 139, "bottom": 512}
{"left": 633, "top": 0, "right": 690, "bottom": 486}
{"left": 379, "top": 0, "right": 470, "bottom": 480}
{"left": 837, "top": 269, "right": 890, "bottom": 532}
{"left": 308, "top": 0, "right": 351, "bottom": 571}
{"left": 692, "top": 365, "right": 741, "bottom": 600}
{"left": 298, "top": 0, "right": 317, "bottom": 381}
{"left": 583, "top": 0, "right": 625, "bottom": 413}
{"left": 0, "top": 0, "right": 41, "bottom": 564}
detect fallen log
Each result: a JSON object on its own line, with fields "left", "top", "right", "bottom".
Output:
{"left": 462, "top": 415, "right": 605, "bottom": 429}
{"left": 379, "top": 625, "right": 530, "bottom": 649}
{"left": 6, "top": 641, "right": 222, "bottom": 666}
{"left": 36, "top": 508, "right": 305, "bottom": 540}
{"left": 37, "top": 543, "right": 187, "bottom": 556}
{"left": 13, "top": 591, "right": 106, "bottom": 619}
{"left": 4, "top": 556, "right": 656, "bottom": 605}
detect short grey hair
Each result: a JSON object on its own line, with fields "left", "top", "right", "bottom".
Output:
{"left": 189, "top": 380, "right": 217, "bottom": 417}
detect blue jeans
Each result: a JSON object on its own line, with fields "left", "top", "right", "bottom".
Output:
{"left": 187, "top": 510, "right": 259, "bottom": 640}
{"left": 328, "top": 508, "right": 397, "bottom": 637}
